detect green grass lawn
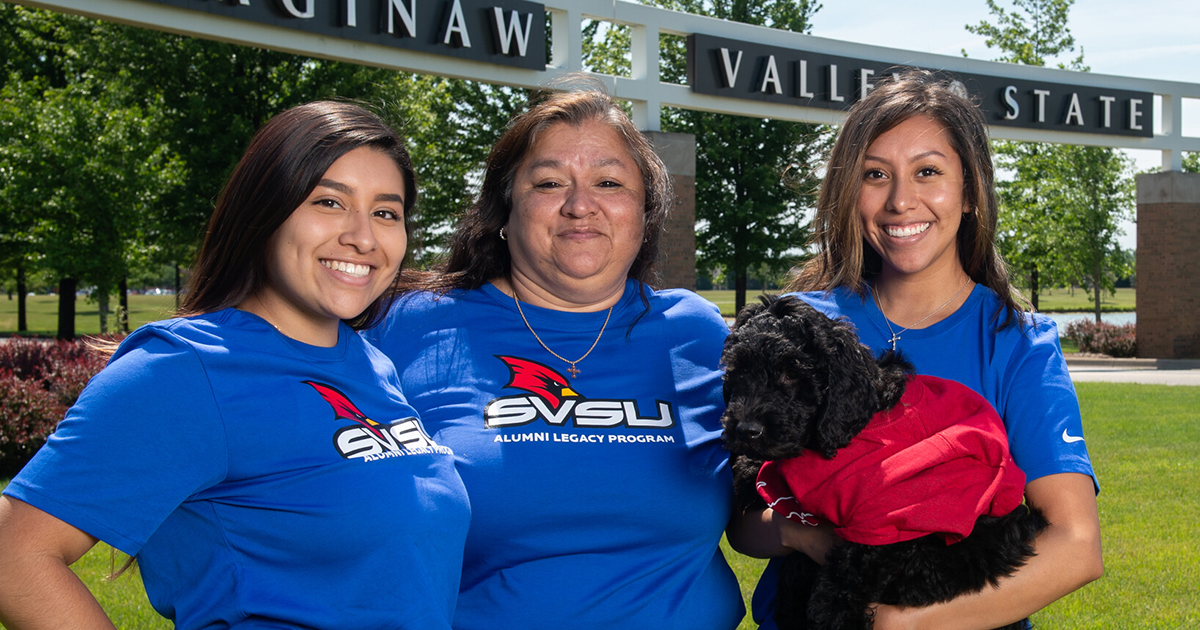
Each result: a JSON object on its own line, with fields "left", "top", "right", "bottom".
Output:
{"left": 0, "top": 294, "right": 178, "bottom": 337}
{"left": 52, "top": 549, "right": 171, "bottom": 630}
{"left": 3, "top": 382, "right": 1196, "bottom": 628}
{"left": 1032, "top": 382, "right": 1200, "bottom": 629}
{"left": 698, "top": 288, "right": 1135, "bottom": 319}
{"left": 1031, "top": 286, "right": 1136, "bottom": 313}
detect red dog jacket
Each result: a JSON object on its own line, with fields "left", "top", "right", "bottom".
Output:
{"left": 756, "top": 375, "right": 1027, "bottom": 545}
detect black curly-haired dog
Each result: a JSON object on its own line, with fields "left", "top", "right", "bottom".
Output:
{"left": 722, "top": 295, "right": 1048, "bottom": 630}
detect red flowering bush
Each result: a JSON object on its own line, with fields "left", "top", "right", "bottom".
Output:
{"left": 1063, "top": 320, "right": 1137, "bottom": 358}
{"left": 0, "top": 338, "right": 112, "bottom": 477}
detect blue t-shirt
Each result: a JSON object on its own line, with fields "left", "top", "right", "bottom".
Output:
{"left": 750, "top": 285, "right": 1097, "bottom": 628}
{"left": 365, "top": 279, "right": 744, "bottom": 630}
{"left": 5, "top": 309, "right": 470, "bottom": 630}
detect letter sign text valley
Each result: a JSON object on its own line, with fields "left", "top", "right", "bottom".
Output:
{"left": 688, "top": 33, "right": 1152, "bottom": 138}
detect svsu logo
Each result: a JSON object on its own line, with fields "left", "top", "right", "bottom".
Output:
{"left": 304, "top": 381, "right": 440, "bottom": 460}
{"left": 483, "top": 356, "right": 677, "bottom": 429}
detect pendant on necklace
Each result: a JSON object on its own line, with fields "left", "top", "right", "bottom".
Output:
{"left": 567, "top": 364, "right": 581, "bottom": 379}
{"left": 889, "top": 334, "right": 901, "bottom": 351}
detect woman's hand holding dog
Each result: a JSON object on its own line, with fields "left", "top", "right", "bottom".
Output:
{"left": 727, "top": 508, "right": 839, "bottom": 564}
{"left": 779, "top": 515, "right": 839, "bottom": 565}
{"left": 865, "top": 473, "right": 1102, "bottom": 630}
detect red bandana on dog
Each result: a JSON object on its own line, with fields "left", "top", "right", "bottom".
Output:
{"left": 756, "top": 375, "right": 1027, "bottom": 545}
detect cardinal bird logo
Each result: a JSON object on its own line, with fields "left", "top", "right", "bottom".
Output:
{"left": 304, "top": 381, "right": 441, "bottom": 459}
{"left": 304, "top": 380, "right": 387, "bottom": 439}
{"left": 496, "top": 355, "right": 582, "bottom": 409}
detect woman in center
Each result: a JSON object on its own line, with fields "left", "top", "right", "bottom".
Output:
{"left": 365, "top": 86, "right": 744, "bottom": 628}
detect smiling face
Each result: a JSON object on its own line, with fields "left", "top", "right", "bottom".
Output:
{"left": 244, "top": 146, "right": 407, "bottom": 346}
{"left": 505, "top": 119, "right": 647, "bottom": 309}
{"left": 857, "top": 115, "right": 969, "bottom": 284}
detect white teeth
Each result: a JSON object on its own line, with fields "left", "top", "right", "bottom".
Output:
{"left": 322, "top": 260, "right": 370, "bottom": 278}
{"left": 884, "top": 223, "right": 930, "bottom": 238}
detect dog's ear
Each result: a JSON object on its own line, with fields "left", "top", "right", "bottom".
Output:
{"left": 809, "top": 321, "right": 882, "bottom": 458}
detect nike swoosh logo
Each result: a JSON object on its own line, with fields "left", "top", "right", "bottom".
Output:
{"left": 1062, "top": 429, "right": 1085, "bottom": 444}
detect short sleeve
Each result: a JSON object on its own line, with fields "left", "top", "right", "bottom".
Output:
{"left": 660, "top": 291, "right": 730, "bottom": 451}
{"left": 4, "top": 327, "right": 229, "bottom": 555}
{"left": 998, "top": 318, "right": 1096, "bottom": 487}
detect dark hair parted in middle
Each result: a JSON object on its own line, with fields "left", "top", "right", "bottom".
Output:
{"left": 179, "top": 100, "right": 416, "bottom": 331}
{"left": 426, "top": 82, "right": 672, "bottom": 292}
{"left": 788, "top": 69, "right": 1025, "bottom": 328}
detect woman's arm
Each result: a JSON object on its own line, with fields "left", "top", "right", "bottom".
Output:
{"left": 727, "top": 507, "right": 839, "bottom": 563}
{"left": 0, "top": 496, "right": 116, "bottom": 630}
{"left": 871, "top": 472, "right": 1102, "bottom": 630}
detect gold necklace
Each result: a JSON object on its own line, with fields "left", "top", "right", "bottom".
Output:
{"left": 513, "top": 292, "right": 613, "bottom": 379}
{"left": 872, "top": 278, "right": 972, "bottom": 351}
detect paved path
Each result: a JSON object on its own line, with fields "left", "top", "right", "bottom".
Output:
{"left": 1065, "top": 357, "right": 1200, "bottom": 386}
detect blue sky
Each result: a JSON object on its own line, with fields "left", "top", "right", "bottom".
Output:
{"left": 811, "top": 0, "right": 1200, "bottom": 250}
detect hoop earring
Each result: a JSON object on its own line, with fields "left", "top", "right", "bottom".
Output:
{"left": 499, "top": 226, "right": 508, "bottom": 241}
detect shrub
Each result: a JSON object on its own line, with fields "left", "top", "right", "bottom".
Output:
{"left": 1063, "top": 320, "right": 1137, "bottom": 358}
{"left": 0, "top": 372, "right": 66, "bottom": 476}
{"left": 0, "top": 337, "right": 112, "bottom": 477}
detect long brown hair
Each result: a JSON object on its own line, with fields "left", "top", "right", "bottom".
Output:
{"left": 409, "top": 80, "right": 671, "bottom": 293}
{"left": 788, "top": 69, "right": 1025, "bottom": 328}
{"left": 179, "top": 101, "right": 416, "bottom": 330}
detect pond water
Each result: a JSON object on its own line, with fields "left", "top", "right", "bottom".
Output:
{"left": 1042, "top": 311, "right": 1136, "bottom": 336}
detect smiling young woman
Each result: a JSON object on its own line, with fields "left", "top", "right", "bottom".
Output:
{"left": 241, "top": 146, "right": 409, "bottom": 346}
{"left": 0, "top": 102, "right": 469, "bottom": 630}
{"left": 733, "top": 71, "right": 1102, "bottom": 630}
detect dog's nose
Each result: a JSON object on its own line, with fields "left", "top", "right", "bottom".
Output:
{"left": 737, "top": 422, "right": 764, "bottom": 441}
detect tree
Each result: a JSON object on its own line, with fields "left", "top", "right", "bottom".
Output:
{"left": 967, "top": 0, "right": 1133, "bottom": 315}
{"left": 665, "top": 0, "right": 826, "bottom": 313}
{"left": 602, "top": 0, "right": 827, "bottom": 312}
{"left": 1044, "top": 146, "right": 1134, "bottom": 321}
{"left": 0, "top": 4, "right": 73, "bottom": 333}
{"left": 964, "top": 0, "right": 1083, "bottom": 68}
{"left": 2, "top": 6, "right": 506, "bottom": 335}
{"left": 1, "top": 8, "right": 188, "bottom": 336}
{"left": 1, "top": 75, "right": 183, "bottom": 337}
{"left": 397, "top": 78, "right": 528, "bottom": 265}
{"left": 1184, "top": 152, "right": 1199, "bottom": 173}
{"left": 89, "top": 22, "right": 521, "bottom": 271}
{"left": 992, "top": 142, "right": 1071, "bottom": 308}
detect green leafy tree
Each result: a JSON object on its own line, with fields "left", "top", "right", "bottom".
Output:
{"left": 1, "top": 9, "right": 192, "bottom": 336}
{"left": 666, "top": 0, "right": 826, "bottom": 312}
{"left": 967, "top": 0, "right": 1132, "bottom": 315}
{"left": 84, "top": 29, "right": 391, "bottom": 300}
{"left": 0, "top": 4, "right": 76, "bottom": 332}
{"left": 1045, "top": 146, "right": 1134, "bottom": 321}
{"left": 93, "top": 25, "right": 519, "bottom": 273}
{"left": 2, "top": 6, "right": 508, "bottom": 335}
{"left": 968, "top": 0, "right": 1082, "bottom": 309}
{"left": 583, "top": 0, "right": 826, "bottom": 311}
{"left": 964, "top": 0, "right": 1084, "bottom": 68}
{"left": 2, "top": 76, "right": 183, "bottom": 337}
{"left": 1184, "top": 152, "right": 1200, "bottom": 173}
{"left": 397, "top": 78, "right": 528, "bottom": 265}
{"left": 992, "top": 142, "right": 1071, "bottom": 308}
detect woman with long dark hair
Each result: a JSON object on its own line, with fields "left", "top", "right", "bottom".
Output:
{"left": 0, "top": 101, "right": 470, "bottom": 629}
{"left": 732, "top": 70, "right": 1102, "bottom": 630}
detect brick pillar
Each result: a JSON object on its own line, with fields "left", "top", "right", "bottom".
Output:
{"left": 644, "top": 131, "right": 696, "bottom": 291}
{"left": 1136, "top": 171, "right": 1200, "bottom": 359}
